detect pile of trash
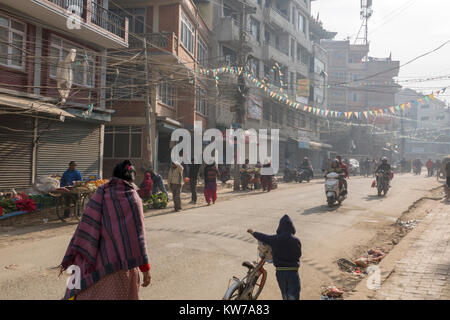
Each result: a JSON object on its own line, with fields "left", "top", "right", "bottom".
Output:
{"left": 321, "top": 286, "right": 344, "bottom": 300}
{"left": 395, "top": 219, "right": 419, "bottom": 230}
{"left": 337, "top": 248, "right": 385, "bottom": 275}
{"left": 354, "top": 249, "right": 385, "bottom": 268}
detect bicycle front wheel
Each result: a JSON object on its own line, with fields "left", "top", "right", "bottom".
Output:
{"left": 223, "top": 281, "right": 243, "bottom": 300}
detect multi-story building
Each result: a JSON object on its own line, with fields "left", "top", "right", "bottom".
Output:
{"left": 195, "top": 0, "right": 334, "bottom": 170}
{"left": 395, "top": 88, "right": 450, "bottom": 160}
{"left": 103, "top": 0, "right": 210, "bottom": 177}
{"left": 320, "top": 40, "right": 401, "bottom": 156}
{"left": 0, "top": 0, "right": 128, "bottom": 190}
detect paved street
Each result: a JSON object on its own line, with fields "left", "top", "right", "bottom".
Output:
{"left": 0, "top": 174, "right": 442, "bottom": 300}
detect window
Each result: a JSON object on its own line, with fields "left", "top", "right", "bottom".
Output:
{"left": 314, "top": 58, "right": 325, "bottom": 75}
{"left": 290, "top": 39, "right": 295, "bottom": 61}
{"left": 250, "top": 18, "right": 260, "bottom": 42}
{"left": 180, "top": 12, "right": 195, "bottom": 54}
{"left": 196, "top": 87, "right": 208, "bottom": 115}
{"left": 197, "top": 37, "right": 208, "bottom": 66}
{"left": 0, "top": 15, "right": 26, "bottom": 68}
{"left": 248, "top": 57, "right": 259, "bottom": 76}
{"left": 223, "top": 4, "right": 233, "bottom": 17}
{"left": 50, "top": 36, "right": 95, "bottom": 87}
{"left": 299, "top": 114, "right": 306, "bottom": 128}
{"left": 104, "top": 126, "right": 142, "bottom": 159}
{"left": 298, "top": 13, "right": 306, "bottom": 33}
{"left": 264, "top": 28, "right": 270, "bottom": 43}
{"left": 350, "top": 73, "right": 360, "bottom": 81}
{"left": 310, "top": 118, "right": 317, "bottom": 133}
{"left": 222, "top": 46, "right": 236, "bottom": 64}
{"left": 300, "top": 47, "right": 309, "bottom": 66}
{"left": 158, "top": 81, "right": 176, "bottom": 107}
{"left": 122, "top": 8, "right": 145, "bottom": 34}
{"left": 290, "top": 72, "right": 296, "bottom": 90}
{"left": 421, "top": 104, "right": 430, "bottom": 109}
{"left": 349, "top": 92, "right": 360, "bottom": 102}
{"left": 436, "top": 115, "right": 445, "bottom": 120}
{"left": 287, "top": 109, "right": 295, "bottom": 127}
{"left": 263, "top": 103, "right": 271, "bottom": 121}
{"left": 421, "top": 116, "right": 429, "bottom": 121}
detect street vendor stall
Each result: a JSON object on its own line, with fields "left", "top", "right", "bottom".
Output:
{"left": 0, "top": 176, "right": 108, "bottom": 222}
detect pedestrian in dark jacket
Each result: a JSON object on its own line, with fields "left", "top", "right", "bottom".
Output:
{"left": 189, "top": 159, "right": 201, "bottom": 204}
{"left": 247, "top": 215, "right": 302, "bottom": 300}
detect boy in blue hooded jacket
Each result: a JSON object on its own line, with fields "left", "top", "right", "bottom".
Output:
{"left": 248, "top": 214, "right": 302, "bottom": 300}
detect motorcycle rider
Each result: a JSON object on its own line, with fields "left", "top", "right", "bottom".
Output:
{"left": 375, "top": 157, "right": 392, "bottom": 186}
{"left": 336, "top": 155, "right": 349, "bottom": 192}
{"left": 300, "top": 157, "right": 314, "bottom": 179}
{"left": 326, "top": 160, "right": 346, "bottom": 195}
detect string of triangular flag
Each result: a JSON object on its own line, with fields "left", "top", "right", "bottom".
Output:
{"left": 196, "top": 66, "right": 448, "bottom": 120}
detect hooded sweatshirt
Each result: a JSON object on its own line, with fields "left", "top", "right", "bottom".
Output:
{"left": 253, "top": 215, "right": 302, "bottom": 270}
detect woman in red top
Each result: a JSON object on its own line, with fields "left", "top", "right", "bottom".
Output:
{"left": 204, "top": 162, "right": 219, "bottom": 205}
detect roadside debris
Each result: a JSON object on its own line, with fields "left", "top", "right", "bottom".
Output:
{"left": 5, "top": 264, "right": 18, "bottom": 270}
{"left": 321, "top": 286, "right": 344, "bottom": 300}
{"left": 338, "top": 248, "right": 385, "bottom": 277}
{"left": 337, "top": 258, "right": 357, "bottom": 273}
{"left": 395, "top": 219, "right": 419, "bottom": 230}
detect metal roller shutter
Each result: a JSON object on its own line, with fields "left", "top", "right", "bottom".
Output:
{"left": 0, "top": 115, "right": 33, "bottom": 190}
{"left": 36, "top": 119, "right": 101, "bottom": 180}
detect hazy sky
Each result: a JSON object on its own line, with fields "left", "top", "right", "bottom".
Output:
{"left": 311, "top": 0, "right": 450, "bottom": 103}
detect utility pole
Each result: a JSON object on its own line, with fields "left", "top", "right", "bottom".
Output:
{"left": 400, "top": 108, "right": 405, "bottom": 159}
{"left": 233, "top": 1, "right": 255, "bottom": 191}
{"left": 143, "top": 36, "right": 157, "bottom": 169}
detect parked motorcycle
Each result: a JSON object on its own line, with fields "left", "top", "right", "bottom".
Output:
{"left": 376, "top": 169, "right": 390, "bottom": 197}
{"left": 325, "top": 172, "right": 347, "bottom": 207}
{"left": 297, "top": 168, "right": 312, "bottom": 183}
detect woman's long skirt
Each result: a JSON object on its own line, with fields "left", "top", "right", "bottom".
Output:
{"left": 75, "top": 268, "right": 140, "bottom": 300}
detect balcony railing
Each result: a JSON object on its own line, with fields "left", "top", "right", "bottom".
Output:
{"left": 129, "top": 32, "right": 178, "bottom": 55}
{"left": 48, "top": 0, "right": 84, "bottom": 15}
{"left": 91, "top": 1, "right": 126, "bottom": 39}
{"left": 47, "top": 0, "right": 127, "bottom": 40}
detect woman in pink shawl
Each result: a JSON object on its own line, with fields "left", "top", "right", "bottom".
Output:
{"left": 138, "top": 172, "right": 153, "bottom": 200}
{"left": 60, "top": 160, "right": 151, "bottom": 300}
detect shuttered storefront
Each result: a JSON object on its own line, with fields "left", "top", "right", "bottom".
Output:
{"left": 0, "top": 115, "right": 33, "bottom": 190}
{"left": 36, "top": 119, "right": 101, "bottom": 179}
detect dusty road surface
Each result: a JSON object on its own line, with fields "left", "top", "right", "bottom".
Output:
{"left": 0, "top": 174, "right": 441, "bottom": 300}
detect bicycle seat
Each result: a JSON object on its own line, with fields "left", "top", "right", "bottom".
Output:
{"left": 242, "top": 261, "right": 255, "bottom": 269}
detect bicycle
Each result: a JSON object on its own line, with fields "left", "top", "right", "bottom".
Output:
{"left": 50, "top": 189, "right": 91, "bottom": 222}
{"left": 223, "top": 242, "right": 272, "bottom": 300}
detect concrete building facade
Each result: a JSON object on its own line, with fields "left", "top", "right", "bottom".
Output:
{"left": 195, "top": 0, "right": 334, "bottom": 171}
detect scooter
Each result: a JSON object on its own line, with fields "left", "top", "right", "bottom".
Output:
{"left": 325, "top": 172, "right": 347, "bottom": 207}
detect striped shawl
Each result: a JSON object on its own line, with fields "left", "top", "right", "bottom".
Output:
{"left": 60, "top": 178, "right": 149, "bottom": 299}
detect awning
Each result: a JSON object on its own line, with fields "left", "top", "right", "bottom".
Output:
{"left": 0, "top": 94, "right": 74, "bottom": 119}
{"left": 309, "top": 141, "right": 333, "bottom": 150}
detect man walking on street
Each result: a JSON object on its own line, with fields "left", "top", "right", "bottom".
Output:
{"left": 168, "top": 162, "right": 184, "bottom": 212}
{"left": 247, "top": 215, "right": 302, "bottom": 300}
{"left": 189, "top": 159, "right": 201, "bottom": 204}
